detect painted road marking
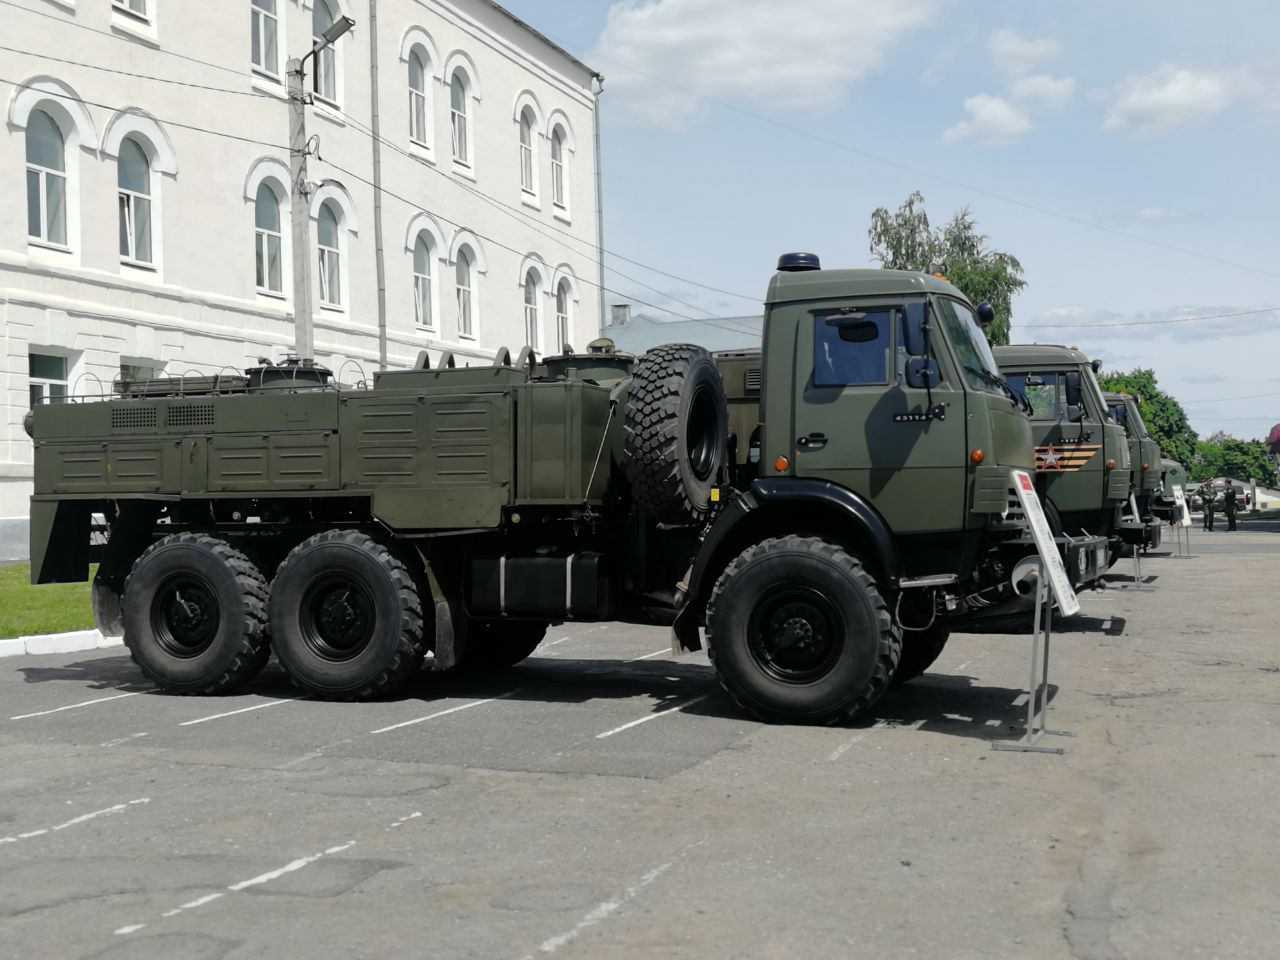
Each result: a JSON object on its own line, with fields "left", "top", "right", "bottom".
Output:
{"left": 0, "top": 799, "right": 150, "bottom": 846}
{"left": 827, "top": 733, "right": 865, "bottom": 762}
{"left": 100, "top": 732, "right": 149, "bottom": 748}
{"left": 370, "top": 690, "right": 522, "bottom": 735}
{"left": 625, "top": 649, "right": 668, "bottom": 663}
{"left": 521, "top": 860, "right": 673, "bottom": 958}
{"left": 113, "top": 925, "right": 146, "bottom": 936}
{"left": 10, "top": 689, "right": 145, "bottom": 720}
{"left": 389, "top": 812, "right": 422, "bottom": 829}
{"left": 595, "top": 693, "right": 711, "bottom": 740}
{"left": 178, "top": 695, "right": 306, "bottom": 726}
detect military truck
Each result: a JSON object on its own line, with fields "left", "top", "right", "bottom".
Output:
{"left": 27, "top": 257, "right": 1103, "bottom": 724}
{"left": 1102, "top": 391, "right": 1164, "bottom": 550}
{"left": 995, "top": 346, "right": 1151, "bottom": 560}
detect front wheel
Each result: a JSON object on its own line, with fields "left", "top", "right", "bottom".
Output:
{"left": 891, "top": 625, "right": 950, "bottom": 685}
{"left": 706, "top": 536, "right": 899, "bottom": 724}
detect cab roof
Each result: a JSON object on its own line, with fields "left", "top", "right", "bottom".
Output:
{"left": 765, "top": 268, "right": 965, "bottom": 306}
{"left": 993, "top": 343, "right": 1091, "bottom": 366}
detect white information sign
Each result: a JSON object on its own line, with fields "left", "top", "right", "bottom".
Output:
{"left": 1172, "top": 485, "right": 1192, "bottom": 528}
{"left": 1011, "top": 469, "right": 1081, "bottom": 617}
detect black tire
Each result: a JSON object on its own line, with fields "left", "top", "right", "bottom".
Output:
{"left": 268, "top": 530, "right": 426, "bottom": 700}
{"left": 891, "top": 625, "right": 950, "bottom": 685}
{"left": 121, "top": 533, "right": 270, "bottom": 694}
{"left": 456, "top": 621, "right": 549, "bottom": 672}
{"left": 624, "top": 343, "right": 728, "bottom": 524}
{"left": 706, "top": 536, "right": 900, "bottom": 724}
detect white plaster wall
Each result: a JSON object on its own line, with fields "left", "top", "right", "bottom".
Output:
{"left": 0, "top": 0, "right": 603, "bottom": 557}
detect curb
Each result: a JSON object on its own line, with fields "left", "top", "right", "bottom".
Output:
{"left": 0, "top": 629, "right": 123, "bottom": 659}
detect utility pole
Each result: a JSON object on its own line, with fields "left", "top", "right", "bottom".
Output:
{"left": 286, "top": 15, "right": 355, "bottom": 362}
{"left": 287, "top": 57, "right": 314, "bottom": 361}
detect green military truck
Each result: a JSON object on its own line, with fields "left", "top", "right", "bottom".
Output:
{"left": 995, "top": 346, "right": 1152, "bottom": 560}
{"left": 27, "top": 256, "right": 1102, "bottom": 724}
{"left": 1102, "top": 390, "right": 1164, "bottom": 549}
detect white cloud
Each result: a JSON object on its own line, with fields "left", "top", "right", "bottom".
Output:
{"left": 592, "top": 0, "right": 939, "bottom": 127}
{"left": 942, "top": 94, "right": 1033, "bottom": 145}
{"left": 988, "top": 29, "right": 1059, "bottom": 78}
{"left": 1009, "top": 74, "right": 1075, "bottom": 109}
{"left": 1103, "top": 65, "right": 1246, "bottom": 136}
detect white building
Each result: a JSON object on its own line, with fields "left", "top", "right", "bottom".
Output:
{"left": 1, "top": 0, "right": 604, "bottom": 558}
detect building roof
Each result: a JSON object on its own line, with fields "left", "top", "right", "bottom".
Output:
{"left": 477, "top": 0, "right": 601, "bottom": 80}
{"left": 604, "top": 314, "right": 763, "bottom": 355}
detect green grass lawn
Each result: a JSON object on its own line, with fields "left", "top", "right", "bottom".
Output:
{"left": 0, "top": 564, "right": 96, "bottom": 639}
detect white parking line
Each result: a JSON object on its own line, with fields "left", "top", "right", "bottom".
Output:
{"left": 595, "top": 693, "right": 711, "bottom": 739}
{"left": 625, "top": 649, "right": 668, "bottom": 663}
{"left": 827, "top": 733, "right": 865, "bottom": 762}
{"left": 521, "top": 860, "right": 673, "bottom": 958}
{"left": 178, "top": 696, "right": 306, "bottom": 726}
{"left": 10, "top": 689, "right": 144, "bottom": 720}
{"left": 0, "top": 798, "right": 150, "bottom": 846}
{"left": 369, "top": 690, "right": 521, "bottom": 735}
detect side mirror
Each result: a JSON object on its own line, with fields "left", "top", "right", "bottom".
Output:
{"left": 905, "top": 358, "right": 941, "bottom": 389}
{"left": 1064, "top": 371, "right": 1083, "bottom": 408}
{"left": 1091, "top": 358, "right": 1103, "bottom": 374}
{"left": 1066, "top": 403, "right": 1084, "bottom": 424}
{"left": 976, "top": 303, "right": 996, "bottom": 327}
{"left": 903, "top": 303, "right": 929, "bottom": 357}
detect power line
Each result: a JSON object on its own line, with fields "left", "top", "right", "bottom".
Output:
{"left": 1182, "top": 391, "right": 1280, "bottom": 405}
{"left": 317, "top": 156, "right": 711, "bottom": 323}
{"left": 0, "top": 75, "right": 287, "bottom": 150}
{"left": 554, "top": 35, "right": 1280, "bottom": 285}
{"left": 1022, "top": 307, "right": 1278, "bottom": 330}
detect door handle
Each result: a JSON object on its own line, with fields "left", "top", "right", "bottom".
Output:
{"left": 796, "top": 432, "right": 828, "bottom": 450}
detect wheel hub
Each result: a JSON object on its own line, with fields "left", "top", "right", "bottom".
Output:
{"left": 747, "top": 587, "right": 844, "bottom": 684}
{"left": 300, "top": 576, "right": 376, "bottom": 661}
{"left": 151, "top": 575, "right": 220, "bottom": 658}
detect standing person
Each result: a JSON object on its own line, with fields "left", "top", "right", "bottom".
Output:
{"left": 1202, "top": 484, "right": 1217, "bottom": 531}
{"left": 1224, "top": 483, "right": 1238, "bottom": 531}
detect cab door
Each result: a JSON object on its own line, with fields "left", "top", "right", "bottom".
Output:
{"left": 789, "top": 302, "right": 968, "bottom": 535}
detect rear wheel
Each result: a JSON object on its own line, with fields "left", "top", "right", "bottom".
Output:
{"left": 456, "top": 621, "right": 549, "bottom": 672}
{"left": 706, "top": 536, "right": 899, "bottom": 724}
{"left": 891, "top": 625, "right": 950, "bottom": 685}
{"left": 121, "top": 533, "right": 270, "bottom": 694}
{"left": 269, "top": 530, "right": 426, "bottom": 699}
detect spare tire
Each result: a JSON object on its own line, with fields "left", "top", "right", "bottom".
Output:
{"left": 624, "top": 343, "right": 728, "bottom": 523}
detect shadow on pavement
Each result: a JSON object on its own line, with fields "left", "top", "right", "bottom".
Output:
{"left": 873, "top": 673, "right": 1060, "bottom": 743}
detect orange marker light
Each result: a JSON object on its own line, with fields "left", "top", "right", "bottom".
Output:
{"left": 970, "top": 449, "right": 985, "bottom": 464}
{"left": 1106, "top": 459, "right": 1116, "bottom": 470}
{"left": 775, "top": 455, "right": 790, "bottom": 473}
{"left": 1143, "top": 463, "right": 1149, "bottom": 470}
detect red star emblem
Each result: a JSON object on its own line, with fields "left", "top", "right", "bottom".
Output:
{"left": 1042, "top": 445, "right": 1062, "bottom": 470}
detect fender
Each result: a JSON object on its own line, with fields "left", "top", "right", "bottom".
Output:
{"left": 671, "top": 479, "right": 903, "bottom": 652}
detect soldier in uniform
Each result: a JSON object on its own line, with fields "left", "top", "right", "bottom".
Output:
{"left": 1201, "top": 484, "right": 1217, "bottom": 531}
{"left": 1223, "top": 483, "right": 1238, "bottom": 531}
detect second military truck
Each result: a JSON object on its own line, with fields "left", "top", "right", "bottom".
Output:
{"left": 28, "top": 256, "right": 1103, "bottom": 725}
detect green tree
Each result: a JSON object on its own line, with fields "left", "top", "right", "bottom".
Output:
{"left": 1190, "top": 436, "right": 1277, "bottom": 485}
{"left": 1097, "top": 368, "right": 1198, "bottom": 467}
{"left": 867, "top": 192, "right": 1026, "bottom": 345}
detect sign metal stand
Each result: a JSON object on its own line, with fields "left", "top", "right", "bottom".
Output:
{"left": 993, "top": 470, "right": 1078, "bottom": 756}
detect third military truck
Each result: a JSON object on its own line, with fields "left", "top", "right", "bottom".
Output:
{"left": 28, "top": 256, "right": 1104, "bottom": 725}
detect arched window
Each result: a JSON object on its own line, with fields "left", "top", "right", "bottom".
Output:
{"left": 450, "top": 72, "right": 470, "bottom": 165}
{"left": 455, "top": 247, "right": 474, "bottom": 336}
{"left": 26, "top": 109, "right": 67, "bottom": 246}
{"left": 408, "top": 50, "right": 429, "bottom": 146}
{"left": 117, "top": 137, "right": 153, "bottom": 265}
{"left": 317, "top": 201, "right": 342, "bottom": 307}
{"left": 413, "top": 232, "right": 434, "bottom": 329}
{"left": 312, "top": 0, "right": 338, "bottom": 104}
{"left": 555, "top": 279, "right": 571, "bottom": 350}
{"left": 254, "top": 182, "right": 283, "bottom": 294}
{"left": 251, "top": 0, "right": 279, "bottom": 78}
{"left": 551, "top": 127, "right": 567, "bottom": 209}
{"left": 523, "top": 270, "right": 540, "bottom": 349}
{"left": 519, "top": 108, "right": 535, "bottom": 195}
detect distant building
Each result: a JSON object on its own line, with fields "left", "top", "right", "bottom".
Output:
{"left": 603, "top": 305, "right": 762, "bottom": 355}
{"left": 1, "top": 0, "right": 604, "bottom": 558}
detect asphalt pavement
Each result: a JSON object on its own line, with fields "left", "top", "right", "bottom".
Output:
{"left": 1, "top": 522, "right": 1277, "bottom": 959}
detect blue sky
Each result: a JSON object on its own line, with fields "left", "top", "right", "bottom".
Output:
{"left": 503, "top": 0, "right": 1280, "bottom": 440}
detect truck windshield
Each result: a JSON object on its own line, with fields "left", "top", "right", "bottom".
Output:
{"left": 935, "top": 299, "right": 1004, "bottom": 395}
{"left": 1004, "top": 372, "right": 1062, "bottom": 420}
{"left": 1125, "top": 399, "right": 1149, "bottom": 436}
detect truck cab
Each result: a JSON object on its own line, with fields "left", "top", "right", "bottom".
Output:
{"left": 1103, "top": 391, "right": 1166, "bottom": 538}
{"left": 994, "top": 345, "right": 1138, "bottom": 557}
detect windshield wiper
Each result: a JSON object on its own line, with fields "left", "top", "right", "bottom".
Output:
{"left": 965, "top": 364, "right": 1031, "bottom": 414}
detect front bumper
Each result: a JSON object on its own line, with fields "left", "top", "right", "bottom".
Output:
{"left": 1117, "top": 517, "right": 1163, "bottom": 549}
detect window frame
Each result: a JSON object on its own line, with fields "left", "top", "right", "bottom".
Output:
{"left": 254, "top": 181, "right": 285, "bottom": 297}
{"left": 550, "top": 126, "right": 567, "bottom": 211}
{"left": 28, "top": 352, "right": 69, "bottom": 408}
{"left": 455, "top": 247, "right": 475, "bottom": 339}
{"left": 518, "top": 108, "right": 537, "bottom": 198}
{"left": 523, "top": 270, "right": 541, "bottom": 351}
{"left": 408, "top": 50, "right": 430, "bottom": 148}
{"left": 811, "top": 306, "right": 898, "bottom": 389}
{"left": 449, "top": 72, "right": 472, "bottom": 169}
{"left": 26, "top": 111, "right": 69, "bottom": 250}
{"left": 413, "top": 232, "right": 436, "bottom": 331}
{"left": 312, "top": 0, "right": 340, "bottom": 107}
{"left": 316, "top": 200, "right": 344, "bottom": 310}
{"left": 554, "top": 279, "right": 571, "bottom": 351}
{"left": 251, "top": 0, "right": 281, "bottom": 81}
{"left": 117, "top": 137, "right": 154, "bottom": 269}
{"left": 112, "top": 0, "right": 150, "bottom": 23}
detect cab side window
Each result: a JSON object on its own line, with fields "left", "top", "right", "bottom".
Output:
{"left": 813, "top": 308, "right": 893, "bottom": 387}
{"left": 1006, "top": 372, "right": 1062, "bottom": 420}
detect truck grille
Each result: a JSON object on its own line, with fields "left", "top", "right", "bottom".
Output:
{"left": 994, "top": 488, "right": 1028, "bottom": 530}
{"left": 110, "top": 405, "right": 158, "bottom": 430}
{"left": 167, "top": 404, "right": 215, "bottom": 429}
{"left": 744, "top": 369, "right": 761, "bottom": 393}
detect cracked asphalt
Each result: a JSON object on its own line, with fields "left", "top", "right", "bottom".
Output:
{"left": 1, "top": 521, "right": 1277, "bottom": 959}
